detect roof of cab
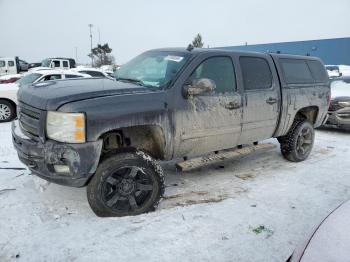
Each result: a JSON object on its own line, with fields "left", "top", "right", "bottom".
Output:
{"left": 149, "top": 47, "right": 323, "bottom": 61}
{"left": 150, "top": 47, "right": 264, "bottom": 55}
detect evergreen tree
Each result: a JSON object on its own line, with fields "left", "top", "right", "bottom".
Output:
{"left": 88, "top": 43, "right": 115, "bottom": 67}
{"left": 191, "top": 34, "right": 204, "bottom": 48}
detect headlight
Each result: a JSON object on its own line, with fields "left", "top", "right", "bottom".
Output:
{"left": 46, "top": 111, "right": 85, "bottom": 143}
{"left": 338, "top": 101, "right": 350, "bottom": 108}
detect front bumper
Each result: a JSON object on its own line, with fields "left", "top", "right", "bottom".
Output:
{"left": 326, "top": 108, "right": 350, "bottom": 129}
{"left": 12, "top": 120, "right": 103, "bottom": 187}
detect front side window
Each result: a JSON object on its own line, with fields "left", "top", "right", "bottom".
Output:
{"left": 8, "top": 61, "right": 15, "bottom": 67}
{"left": 114, "top": 51, "right": 190, "bottom": 89}
{"left": 280, "top": 59, "right": 314, "bottom": 84}
{"left": 189, "top": 56, "right": 236, "bottom": 94}
{"left": 53, "top": 61, "right": 60, "bottom": 68}
{"left": 240, "top": 57, "right": 272, "bottom": 91}
{"left": 62, "top": 61, "right": 69, "bottom": 68}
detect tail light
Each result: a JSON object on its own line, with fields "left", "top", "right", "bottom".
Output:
{"left": 327, "top": 92, "right": 331, "bottom": 108}
{"left": 0, "top": 77, "right": 20, "bottom": 84}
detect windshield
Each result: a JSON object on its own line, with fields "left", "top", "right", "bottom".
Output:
{"left": 113, "top": 51, "right": 190, "bottom": 89}
{"left": 41, "top": 59, "right": 51, "bottom": 67}
{"left": 17, "top": 73, "right": 43, "bottom": 86}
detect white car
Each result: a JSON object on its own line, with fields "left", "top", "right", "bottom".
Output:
{"left": 69, "top": 67, "right": 113, "bottom": 79}
{"left": 0, "top": 70, "right": 90, "bottom": 122}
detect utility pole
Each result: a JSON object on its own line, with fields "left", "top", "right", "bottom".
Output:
{"left": 75, "top": 46, "right": 78, "bottom": 63}
{"left": 98, "top": 27, "right": 101, "bottom": 44}
{"left": 88, "top": 24, "right": 93, "bottom": 67}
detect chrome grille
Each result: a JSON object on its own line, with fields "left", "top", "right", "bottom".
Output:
{"left": 328, "top": 101, "right": 342, "bottom": 112}
{"left": 18, "top": 103, "right": 42, "bottom": 139}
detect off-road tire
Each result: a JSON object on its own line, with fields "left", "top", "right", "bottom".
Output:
{"left": 0, "top": 99, "right": 16, "bottom": 123}
{"left": 278, "top": 120, "right": 315, "bottom": 162}
{"left": 87, "top": 151, "right": 165, "bottom": 217}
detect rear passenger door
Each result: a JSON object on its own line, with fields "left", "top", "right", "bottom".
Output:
{"left": 238, "top": 55, "right": 280, "bottom": 144}
{"left": 62, "top": 60, "right": 70, "bottom": 69}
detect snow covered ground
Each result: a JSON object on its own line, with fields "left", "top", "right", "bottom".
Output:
{"left": 0, "top": 122, "right": 350, "bottom": 262}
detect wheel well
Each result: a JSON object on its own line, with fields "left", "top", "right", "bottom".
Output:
{"left": 0, "top": 98, "right": 17, "bottom": 116}
{"left": 99, "top": 125, "right": 166, "bottom": 160}
{"left": 294, "top": 106, "right": 319, "bottom": 124}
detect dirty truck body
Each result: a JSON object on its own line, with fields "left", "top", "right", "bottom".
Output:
{"left": 12, "top": 48, "right": 330, "bottom": 216}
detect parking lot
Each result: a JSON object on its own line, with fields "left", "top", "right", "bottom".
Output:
{"left": 0, "top": 121, "right": 349, "bottom": 261}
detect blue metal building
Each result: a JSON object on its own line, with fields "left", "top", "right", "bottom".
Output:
{"left": 220, "top": 37, "right": 350, "bottom": 65}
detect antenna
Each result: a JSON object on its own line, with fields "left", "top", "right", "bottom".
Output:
{"left": 187, "top": 44, "right": 194, "bottom": 51}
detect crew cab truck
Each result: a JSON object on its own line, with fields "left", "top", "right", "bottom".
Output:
{"left": 12, "top": 48, "right": 330, "bottom": 217}
{"left": 39, "top": 58, "right": 76, "bottom": 70}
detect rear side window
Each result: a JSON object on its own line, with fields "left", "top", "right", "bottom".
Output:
{"left": 62, "top": 61, "right": 69, "bottom": 68}
{"left": 240, "top": 57, "right": 272, "bottom": 90}
{"left": 43, "top": 74, "right": 62, "bottom": 81}
{"left": 307, "top": 60, "right": 328, "bottom": 83}
{"left": 189, "top": 56, "right": 236, "bottom": 94}
{"left": 81, "top": 70, "right": 105, "bottom": 77}
{"left": 65, "top": 74, "right": 82, "bottom": 79}
{"left": 280, "top": 59, "right": 314, "bottom": 84}
{"left": 0, "top": 61, "right": 5, "bottom": 67}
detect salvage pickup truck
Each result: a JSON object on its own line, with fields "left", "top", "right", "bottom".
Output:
{"left": 12, "top": 48, "right": 330, "bottom": 217}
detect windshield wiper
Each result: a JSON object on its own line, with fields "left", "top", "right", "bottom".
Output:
{"left": 116, "top": 77, "right": 144, "bottom": 86}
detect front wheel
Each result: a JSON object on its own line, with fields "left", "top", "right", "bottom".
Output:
{"left": 0, "top": 100, "right": 16, "bottom": 123}
{"left": 278, "top": 120, "right": 315, "bottom": 162}
{"left": 87, "top": 151, "right": 165, "bottom": 217}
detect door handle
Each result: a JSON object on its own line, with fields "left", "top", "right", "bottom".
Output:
{"left": 266, "top": 97, "right": 277, "bottom": 104}
{"left": 225, "top": 101, "right": 241, "bottom": 110}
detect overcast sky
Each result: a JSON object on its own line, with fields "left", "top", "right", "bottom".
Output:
{"left": 0, "top": 0, "right": 349, "bottom": 64}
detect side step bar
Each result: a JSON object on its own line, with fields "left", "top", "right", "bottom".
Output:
{"left": 176, "top": 143, "right": 277, "bottom": 172}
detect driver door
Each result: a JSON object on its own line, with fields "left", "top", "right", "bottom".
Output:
{"left": 175, "top": 56, "right": 242, "bottom": 157}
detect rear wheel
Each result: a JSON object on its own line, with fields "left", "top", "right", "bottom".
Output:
{"left": 87, "top": 151, "right": 165, "bottom": 217}
{"left": 0, "top": 100, "right": 16, "bottom": 123}
{"left": 278, "top": 120, "right": 315, "bottom": 162}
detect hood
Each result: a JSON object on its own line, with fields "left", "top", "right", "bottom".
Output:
{"left": 298, "top": 200, "right": 350, "bottom": 262}
{"left": 18, "top": 78, "right": 150, "bottom": 110}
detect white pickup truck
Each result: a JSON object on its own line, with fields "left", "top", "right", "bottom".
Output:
{"left": 31, "top": 58, "right": 76, "bottom": 72}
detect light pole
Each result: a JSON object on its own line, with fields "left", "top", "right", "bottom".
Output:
{"left": 98, "top": 27, "right": 101, "bottom": 44}
{"left": 75, "top": 46, "right": 78, "bottom": 63}
{"left": 88, "top": 24, "right": 93, "bottom": 67}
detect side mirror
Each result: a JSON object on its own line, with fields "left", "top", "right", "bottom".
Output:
{"left": 183, "top": 78, "right": 216, "bottom": 98}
